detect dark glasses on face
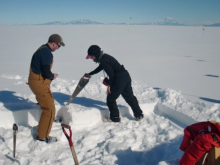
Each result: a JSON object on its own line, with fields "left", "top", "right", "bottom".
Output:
{"left": 55, "top": 43, "right": 61, "bottom": 48}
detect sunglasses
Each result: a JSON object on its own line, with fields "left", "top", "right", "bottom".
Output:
{"left": 55, "top": 43, "right": 61, "bottom": 48}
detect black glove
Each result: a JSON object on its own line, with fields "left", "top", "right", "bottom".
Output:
{"left": 84, "top": 73, "right": 91, "bottom": 78}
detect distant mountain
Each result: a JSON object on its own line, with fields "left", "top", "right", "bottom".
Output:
{"left": 27, "top": 18, "right": 220, "bottom": 27}
{"left": 37, "top": 18, "right": 185, "bottom": 26}
{"left": 204, "top": 22, "right": 220, "bottom": 27}
{"left": 150, "top": 17, "right": 185, "bottom": 26}
{"left": 38, "top": 19, "right": 102, "bottom": 25}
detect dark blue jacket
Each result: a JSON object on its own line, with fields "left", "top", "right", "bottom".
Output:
{"left": 31, "top": 44, "right": 54, "bottom": 79}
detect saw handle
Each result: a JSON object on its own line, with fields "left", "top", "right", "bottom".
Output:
{"left": 83, "top": 73, "right": 91, "bottom": 79}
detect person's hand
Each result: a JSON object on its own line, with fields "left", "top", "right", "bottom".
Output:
{"left": 53, "top": 73, "right": 58, "bottom": 79}
{"left": 107, "top": 86, "right": 111, "bottom": 95}
{"left": 84, "top": 73, "right": 91, "bottom": 78}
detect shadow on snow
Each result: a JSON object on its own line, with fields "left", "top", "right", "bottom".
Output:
{"left": 0, "top": 90, "right": 36, "bottom": 111}
{"left": 114, "top": 136, "right": 183, "bottom": 165}
{"left": 53, "top": 92, "right": 134, "bottom": 122}
{"left": 181, "top": 92, "right": 220, "bottom": 104}
{"left": 199, "top": 97, "right": 220, "bottom": 104}
{"left": 53, "top": 92, "right": 125, "bottom": 110}
{"left": 0, "top": 90, "right": 40, "bottom": 127}
{"left": 204, "top": 74, "right": 219, "bottom": 78}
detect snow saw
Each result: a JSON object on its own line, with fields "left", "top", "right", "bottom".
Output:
{"left": 66, "top": 74, "right": 90, "bottom": 105}
{"left": 54, "top": 74, "right": 90, "bottom": 124}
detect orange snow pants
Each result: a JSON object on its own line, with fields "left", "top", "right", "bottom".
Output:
{"left": 28, "top": 69, "right": 55, "bottom": 139}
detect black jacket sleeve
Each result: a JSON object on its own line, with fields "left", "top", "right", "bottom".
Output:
{"left": 89, "top": 65, "right": 103, "bottom": 75}
{"left": 41, "top": 65, "right": 54, "bottom": 80}
{"left": 100, "top": 61, "right": 115, "bottom": 86}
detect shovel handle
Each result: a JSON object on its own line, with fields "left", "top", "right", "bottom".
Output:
{"left": 13, "top": 123, "right": 18, "bottom": 158}
{"left": 13, "top": 123, "right": 18, "bottom": 134}
{"left": 61, "top": 124, "right": 73, "bottom": 146}
{"left": 70, "top": 146, "right": 79, "bottom": 165}
{"left": 61, "top": 124, "right": 79, "bottom": 165}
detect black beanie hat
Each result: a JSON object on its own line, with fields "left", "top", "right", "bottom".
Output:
{"left": 87, "top": 45, "right": 101, "bottom": 58}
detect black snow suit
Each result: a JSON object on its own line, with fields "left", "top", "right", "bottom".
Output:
{"left": 89, "top": 54, "right": 143, "bottom": 121}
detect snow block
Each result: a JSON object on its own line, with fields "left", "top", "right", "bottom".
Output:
{"left": 155, "top": 103, "right": 197, "bottom": 127}
{"left": 0, "top": 108, "right": 41, "bottom": 128}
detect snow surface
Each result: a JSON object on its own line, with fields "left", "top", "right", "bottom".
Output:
{"left": 0, "top": 25, "right": 220, "bottom": 165}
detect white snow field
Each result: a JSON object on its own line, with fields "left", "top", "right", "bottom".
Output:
{"left": 0, "top": 25, "right": 220, "bottom": 165}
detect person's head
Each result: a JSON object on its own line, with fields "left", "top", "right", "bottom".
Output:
{"left": 47, "top": 34, "right": 65, "bottom": 52}
{"left": 86, "top": 45, "right": 102, "bottom": 62}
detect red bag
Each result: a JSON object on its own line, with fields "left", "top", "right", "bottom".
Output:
{"left": 180, "top": 134, "right": 217, "bottom": 165}
{"left": 179, "top": 121, "right": 220, "bottom": 165}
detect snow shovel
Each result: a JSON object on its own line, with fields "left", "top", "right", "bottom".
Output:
{"left": 13, "top": 123, "right": 18, "bottom": 158}
{"left": 66, "top": 75, "right": 90, "bottom": 105}
{"left": 61, "top": 124, "right": 79, "bottom": 165}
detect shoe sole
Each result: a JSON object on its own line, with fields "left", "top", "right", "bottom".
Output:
{"left": 102, "top": 117, "right": 121, "bottom": 123}
{"left": 135, "top": 117, "right": 144, "bottom": 121}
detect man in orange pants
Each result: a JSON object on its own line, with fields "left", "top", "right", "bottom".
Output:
{"left": 179, "top": 121, "right": 220, "bottom": 165}
{"left": 28, "top": 34, "right": 65, "bottom": 143}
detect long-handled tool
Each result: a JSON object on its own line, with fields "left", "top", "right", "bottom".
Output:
{"left": 66, "top": 75, "right": 90, "bottom": 106}
{"left": 55, "top": 75, "right": 90, "bottom": 124}
{"left": 13, "top": 123, "right": 18, "bottom": 158}
{"left": 61, "top": 124, "right": 79, "bottom": 165}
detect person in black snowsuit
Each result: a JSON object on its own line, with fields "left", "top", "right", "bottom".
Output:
{"left": 86, "top": 45, "right": 144, "bottom": 122}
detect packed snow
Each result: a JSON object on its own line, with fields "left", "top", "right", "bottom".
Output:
{"left": 0, "top": 25, "right": 220, "bottom": 165}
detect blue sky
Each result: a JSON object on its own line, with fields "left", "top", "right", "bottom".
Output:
{"left": 0, "top": 0, "right": 219, "bottom": 25}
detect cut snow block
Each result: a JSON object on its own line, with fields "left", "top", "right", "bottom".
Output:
{"left": 196, "top": 147, "right": 220, "bottom": 165}
{"left": 156, "top": 103, "right": 197, "bottom": 127}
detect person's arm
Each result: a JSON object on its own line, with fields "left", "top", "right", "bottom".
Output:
{"left": 107, "top": 86, "right": 111, "bottom": 94}
{"left": 41, "top": 65, "right": 54, "bottom": 80}
{"left": 89, "top": 64, "right": 103, "bottom": 75}
{"left": 100, "top": 61, "right": 115, "bottom": 86}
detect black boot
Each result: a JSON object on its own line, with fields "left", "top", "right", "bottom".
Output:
{"left": 126, "top": 96, "right": 143, "bottom": 118}
{"left": 107, "top": 100, "right": 120, "bottom": 120}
